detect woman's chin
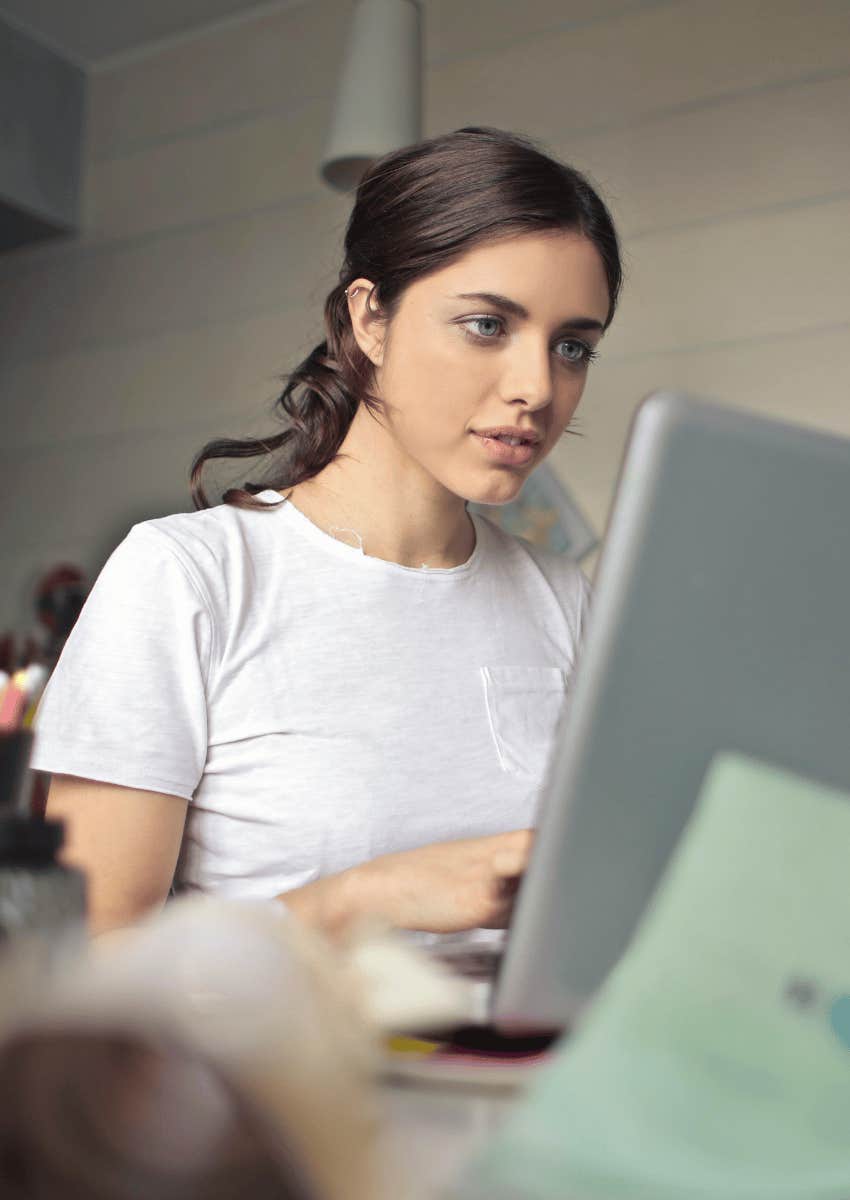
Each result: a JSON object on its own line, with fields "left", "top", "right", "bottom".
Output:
{"left": 463, "top": 476, "right": 528, "bottom": 507}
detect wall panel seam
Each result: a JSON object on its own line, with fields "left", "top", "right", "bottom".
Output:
{"left": 627, "top": 186, "right": 850, "bottom": 242}
{"left": 5, "top": 171, "right": 849, "bottom": 292}
{"left": 601, "top": 319, "right": 850, "bottom": 366}
{"left": 0, "top": 185, "right": 340, "bottom": 275}
{"left": 88, "top": 56, "right": 850, "bottom": 167}
{"left": 89, "top": 92, "right": 330, "bottom": 165}
{"left": 88, "top": 0, "right": 311, "bottom": 73}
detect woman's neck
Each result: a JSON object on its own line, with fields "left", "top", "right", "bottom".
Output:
{"left": 282, "top": 408, "right": 475, "bottom": 569}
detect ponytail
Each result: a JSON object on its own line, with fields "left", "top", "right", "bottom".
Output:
{"left": 190, "top": 284, "right": 384, "bottom": 510}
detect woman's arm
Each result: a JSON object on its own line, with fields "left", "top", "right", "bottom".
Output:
{"left": 46, "top": 774, "right": 188, "bottom": 936}
{"left": 47, "top": 773, "right": 531, "bottom": 940}
{"left": 283, "top": 829, "right": 534, "bottom": 938}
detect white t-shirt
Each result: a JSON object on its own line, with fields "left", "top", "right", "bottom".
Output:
{"left": 33, "top": 492, "right": 591, "bottom": 903}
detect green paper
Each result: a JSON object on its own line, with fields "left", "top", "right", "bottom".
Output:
{"left": 457, "top": 753, "right": 850, "bottom": 1199}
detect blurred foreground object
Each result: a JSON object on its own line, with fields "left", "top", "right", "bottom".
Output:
{"left": 459, "top": 753, "right": 850, "bottom": 1199}
{"left": 0, "top": 897, "right": 468, "bottom": 1199}
{"left": 0, "top": 1028, "right": 320, "bottom": 1200}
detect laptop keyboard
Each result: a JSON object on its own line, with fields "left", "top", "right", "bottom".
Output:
{"left": 431, "top": 944, "right": 504, "bottom": 981}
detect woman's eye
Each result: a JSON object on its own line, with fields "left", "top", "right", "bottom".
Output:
{"left": 461, "top": 319, "right": 598, "bottom": 366}
{"left": 463, "top": 316, "right": 504, "bottom": 339}
{"left": 558, "top": 338, "right": 597, "bottom": 365}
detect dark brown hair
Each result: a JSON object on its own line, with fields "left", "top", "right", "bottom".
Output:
{"left": 190, "top": 125, "right": 622, "bottom": 510}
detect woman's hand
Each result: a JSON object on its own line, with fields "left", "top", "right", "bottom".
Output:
{"left": 282, "top": 830, "right": 533, "bottom": 937}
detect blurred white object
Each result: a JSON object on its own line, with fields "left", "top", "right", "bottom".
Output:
{"left": 346, "top": 923, "right": 472, "bottom": 1032}
{"left": 0, "top": 898, "right": 468, "bottom": 1199}
{"left": 320, "top": 0, "right": 422, "bottom": 191}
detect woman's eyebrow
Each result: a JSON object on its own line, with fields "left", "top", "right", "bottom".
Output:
{"left": 452, "top": 291, "right": 604, "bottom": 333}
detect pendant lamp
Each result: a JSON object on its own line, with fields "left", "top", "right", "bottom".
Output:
{"left": 320, "top": 0, "right": 422, "bottom": 192}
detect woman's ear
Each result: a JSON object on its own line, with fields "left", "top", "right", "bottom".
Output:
{"left": 346, "top": 280, "right": 386, "bottom": 367}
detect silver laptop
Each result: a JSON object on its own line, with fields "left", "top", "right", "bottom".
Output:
{"left": 443, "top": 389, "right": 850, "bottom": 1034}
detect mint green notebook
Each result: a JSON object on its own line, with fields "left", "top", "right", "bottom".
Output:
{"left": 457, "top": 753, "right": 850, "bottom": 1200}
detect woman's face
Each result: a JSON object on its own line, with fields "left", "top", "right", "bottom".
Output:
{"left": 352, "top": 230, "right": 611, "bottom": 506}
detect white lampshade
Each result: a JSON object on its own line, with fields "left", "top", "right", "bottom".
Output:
{"left": 320, "top": 0, "right": 422, "bottom": 192}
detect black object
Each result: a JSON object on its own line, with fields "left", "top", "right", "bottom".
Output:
{"left": 0, "top": 814, "right": 86, "bottom": 943}
{"left": 0, "top": 729, "right": 34, "bottom": 813}
{"left": 418, "top": 1023, "right": 562, "bottom": 1060}
{"left": 0, "top": 731, "right": 86, "bottom": 941}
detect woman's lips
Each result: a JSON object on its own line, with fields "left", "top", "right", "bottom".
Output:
{"left": 471, "top": 432, "right": 536, "bottom": 466}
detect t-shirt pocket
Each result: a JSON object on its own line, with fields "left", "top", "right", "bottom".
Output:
{"left": 480, "top": 665, "right": 570, "bottom": 783}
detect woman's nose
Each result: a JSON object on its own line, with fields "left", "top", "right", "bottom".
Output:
{"left": 501, "top": 338, "right": 555, "bottom": 410}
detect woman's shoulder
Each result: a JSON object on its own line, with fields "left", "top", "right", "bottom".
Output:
{"left": 474, "top": 510, "right": 591, "bottom": 597}
{"left": 142, "top": 492, "right": 283, "bottom": 549}
{"left": 115, "top": 494, "right": 287, "bottom": 596}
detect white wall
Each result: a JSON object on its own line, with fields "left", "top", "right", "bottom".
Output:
{"left": 1, "top": 0, "right": 849, "bottom": 631}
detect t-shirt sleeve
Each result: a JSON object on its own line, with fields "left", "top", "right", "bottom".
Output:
{"left": 31, "top": 524, "right": 213, "bottom": 800}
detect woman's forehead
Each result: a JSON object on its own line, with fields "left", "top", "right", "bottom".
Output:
{"left": 413, "top": 232, "right": 610, "bottom": 320}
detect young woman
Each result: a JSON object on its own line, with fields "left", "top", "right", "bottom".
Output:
{"left": 35, "top": 126, "right": 622, "bottom": 938}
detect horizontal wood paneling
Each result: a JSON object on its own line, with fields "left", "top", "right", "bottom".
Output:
{"left": 85, "top": 0, "right": 656, "bottom": 160}
{"left": 427, "top": 0, "right": 850, "bottom": 140}
{"left": 0, "top": 429, "right": 208, "bottom": 556}
{"left": 556, "top": 71, "right": 850, "bottom": 238}
{"left": 83, "top": 96, "right": 334, "bottom": 242}
{"left": 0, "top": 306, "right": 318, "bottom": 450}
{"left": 80, "top": 69, "right": 850, "bottom": 246}
{"left": 0, "top": 191, "right": 349, "bottom": 363}
{"left": 606, "top": 196, "right": 850, "bottom": 357}
{"left": 86, "top": 0, "right": 351, "bottom": 159}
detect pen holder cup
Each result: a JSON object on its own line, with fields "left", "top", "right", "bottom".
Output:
{"left": 0, "top": 730, "right": 35, "bottom": 814}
